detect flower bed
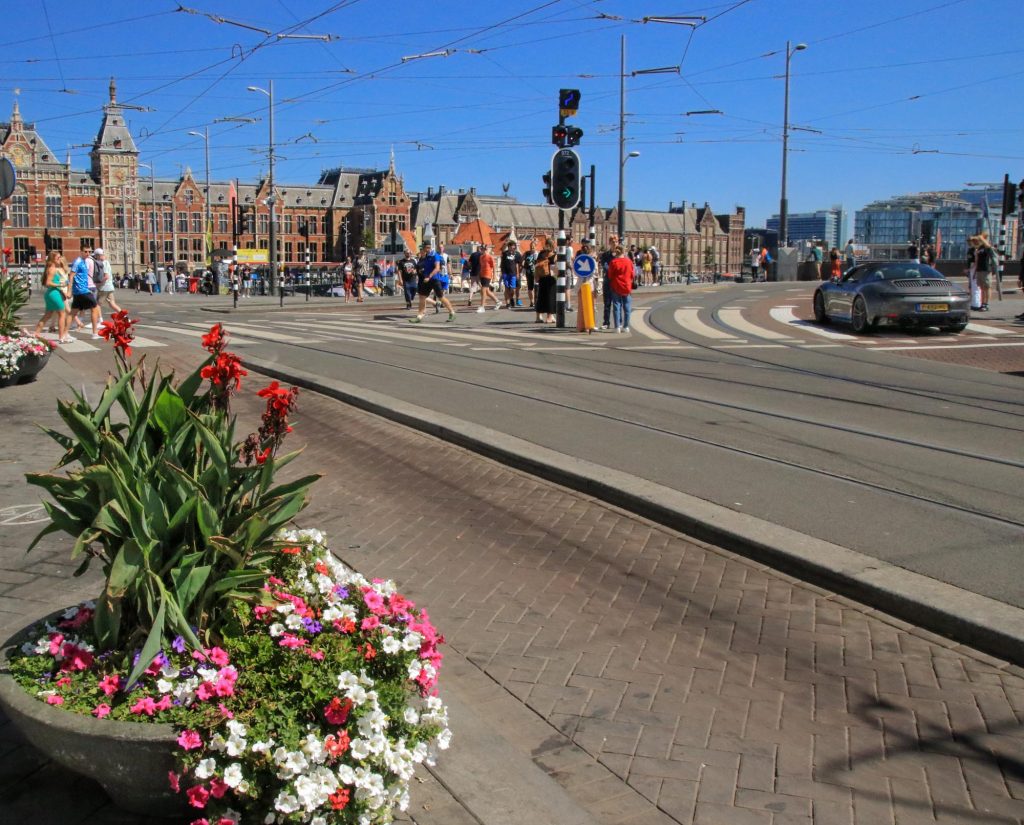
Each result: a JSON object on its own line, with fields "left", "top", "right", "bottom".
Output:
{"left": 9, "top": 528, "right": 450, "bottom": 824}
{"left": 7, "top": 314, "right": 451, "bottom": 823}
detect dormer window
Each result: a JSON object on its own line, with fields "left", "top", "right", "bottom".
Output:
{"left": 184, "top": 190, "right": 194, "bottom": 206}
{"left": 114, "top": 139, "right": 122, "bottom": 149}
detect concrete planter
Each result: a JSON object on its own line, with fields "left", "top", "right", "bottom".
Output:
{"left": 0, "top": 612, "right": 186, "bottom": 819}
{"left": 0, "top": 349, "right": 51, "bottom": 387}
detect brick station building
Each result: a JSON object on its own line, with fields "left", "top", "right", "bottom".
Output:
{"left": 1, "top": 79, "right": 743, "bottom": 276}
{"left": 0, "top": 81, "right": 414, "bottom": 275}
{"left": 411, "top": 186, "right": 745, "bottom": 274}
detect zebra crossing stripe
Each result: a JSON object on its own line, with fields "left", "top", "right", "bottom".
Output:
{"left": 717, "top": 308, "right": 795, "bottom": 341}
{"left": 768, "top": 307, "right": 859, "bottom": 340}
{"left": 629, "top": 308, "right": 672, "bottom": 341}
{"left": 674, "top": 308, "right": 742, "bottom": 340}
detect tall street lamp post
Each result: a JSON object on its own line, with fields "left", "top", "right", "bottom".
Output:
{"left": 777, "top": 41, "right": 807, "bottom": 276}
{"left": 247, "top": 82, "right": 277, "bottom": 299}
{"left": 188, "top": 127, "right": 211, "bottom": 271}
{"left": 138, "top": 161, "right": 158, "bottom": 284}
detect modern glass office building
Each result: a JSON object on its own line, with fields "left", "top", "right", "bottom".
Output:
{"left": 854, "top": 190, "right": 1017, "bottom": 262}
{"left": 766, "top": 205, "right": 846, "bottom": 249}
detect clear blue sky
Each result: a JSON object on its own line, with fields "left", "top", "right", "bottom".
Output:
{"left": 6, "top": 0, "right": 1024, "bottom": 226}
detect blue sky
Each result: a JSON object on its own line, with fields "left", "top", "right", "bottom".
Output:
{"left": 6, "top": 0, "right": 1024, "bottom": 225}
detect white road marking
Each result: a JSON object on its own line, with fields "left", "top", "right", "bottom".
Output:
{"left": 622, "top": 344, "right": 696, "bottom": 350}
{"left": 769, "top": 306, "right": 860, "bottom": 340}
{"left": 674, "top": 308, "right": 742, "bottom": 340}
{"left": 130, "top": 336, "right": 166, "bottom": 348}
{"left": 628, "top": 307, "right": 672, "bottom": 341}
{"left": 52, "top": 339, "right": 100, "bottom": 353}
{"left": 144, "top": 324, "right": 256, "bottom": 345}
{"left": 717, "top": 308, "right": 796, "bottom": 341}
{"left": 966, "top": 321, "right": 1016, "bottom": 335}
{"left": 871, "top": 341, "right": 1024, "bottom": 351}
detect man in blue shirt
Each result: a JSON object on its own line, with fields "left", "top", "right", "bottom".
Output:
{"left": 69, "top": 243, "right": 101, "bottom": 339}
{"left": 410, "top": 242, "right": 456, "bottom": 323}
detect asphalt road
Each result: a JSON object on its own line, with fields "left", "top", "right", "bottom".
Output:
{"left": 60, "top": 282, "right": 1024, "bottom": 609}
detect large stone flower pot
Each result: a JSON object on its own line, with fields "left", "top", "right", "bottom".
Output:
{"left": 0, "top": 613, "right": 186, "bottom": 818}
{"left": 16, "top": 350, "right": 50, "bottom": 384}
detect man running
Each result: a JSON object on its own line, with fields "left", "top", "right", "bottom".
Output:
{"left": 410, "top": 242, "right": 456, "bottom": 323}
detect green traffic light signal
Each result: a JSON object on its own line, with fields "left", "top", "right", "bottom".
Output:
{"left": 551, "top": 148, "right": 580, "bottom": 210}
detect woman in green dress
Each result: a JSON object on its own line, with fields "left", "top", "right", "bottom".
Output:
{"left": 33, "top": 251, "right": 72, "bottom": 343}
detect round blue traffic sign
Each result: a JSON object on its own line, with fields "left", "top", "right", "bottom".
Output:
{"left": 572, "top": 254, "right": 597, "bottom": 280}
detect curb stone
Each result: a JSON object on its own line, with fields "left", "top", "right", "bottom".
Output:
{"left": 243, "top": 355, "right": 1024, "bottom": 668}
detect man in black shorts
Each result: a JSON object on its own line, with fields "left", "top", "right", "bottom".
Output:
{"left": 410, "top": 242, "right": 456, "bottom": 323}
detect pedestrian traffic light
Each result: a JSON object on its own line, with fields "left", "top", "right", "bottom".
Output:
{"left": 565, "top": 126, "right": 583, "bottom": 147}
{"left": 542, "top": 171, "right": 553, "bottom": 205}
{"left": 551, "top": 148, "right": 580, "bottom": 210}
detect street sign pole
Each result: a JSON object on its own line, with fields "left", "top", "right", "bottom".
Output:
{"left": 556, "top": 217, "right": 566, "bottom": 328}
{"left": 0, "top": 158, "right": 17, "bottom": 278}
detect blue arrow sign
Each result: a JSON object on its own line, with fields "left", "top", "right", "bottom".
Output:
{"left": 572, "top": 254, "right": 597, "bottom": 279}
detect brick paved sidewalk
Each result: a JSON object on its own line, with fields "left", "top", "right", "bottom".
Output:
{"left": 3, "top": 342, "right": 1024, "bottom": 824}
{"left": 292, "top": 391, "right": 1024, "bottom": 824}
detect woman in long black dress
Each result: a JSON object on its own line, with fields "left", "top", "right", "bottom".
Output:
{"left": 534, "top": 240, "right": 556, "bottom": 323}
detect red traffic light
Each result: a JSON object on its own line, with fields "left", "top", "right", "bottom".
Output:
{"left": 552, "top": 125, "right": 568, "bottom": 146}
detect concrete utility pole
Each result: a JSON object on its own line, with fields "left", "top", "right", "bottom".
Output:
{"left": 188, "top": 127, "right": 211, "bottom": 269}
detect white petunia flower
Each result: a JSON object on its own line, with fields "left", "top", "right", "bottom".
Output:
{"left": 284, "top": 613, "right": 305, "bottom": 631}
{"left": 336, "top": 671, "right": 359, "bottom": 692}
{"left": 268, "top": 623, "right": 285, "bottom": 637}
{"left": 194, "top": 758, "right": 217, "bottom": 779}
{"left": 403, "top": 707, "right": 419, "bottom": 725}
{"left": 401, "top": 632, "right": 423, "bottom": 652}
{"left": 381, "top": 636, "right": 401, "bottom": 655}
{"left": 274, "top": 791, "right": 300, "bottom": 814}
{"left": 349, "top": 737, "right": 371, "bottom": 760}
{"left": 222, "top": 763, "right": 244, "bottom": 788}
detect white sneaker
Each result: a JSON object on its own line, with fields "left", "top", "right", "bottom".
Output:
{"left": 616, "top": 327, "right": 622, "bottom": 333}
{"left": 623, "top": 326, "right": 630, "bottom": 332}
{"left": 494, "top": 304, "right": 501, "bottom": 311}
{"left": 601, "top": 324, "right": 609, "bottom": 331}
{"left": 91, "top": 334, "right": 103, "bottom": 340}
{"left": 477, "top": 306, "right": 485, "bottom": 314}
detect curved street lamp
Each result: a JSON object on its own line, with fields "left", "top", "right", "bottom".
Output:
{"left": 777, "top": 41, "right": 807, "bottom": 278}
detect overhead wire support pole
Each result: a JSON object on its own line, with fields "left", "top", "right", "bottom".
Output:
{"left": 617, "top": 34, "right": 626, "bottom": 243}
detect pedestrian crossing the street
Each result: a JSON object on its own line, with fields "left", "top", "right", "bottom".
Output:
{"left": 46, "top": 303, "right": 1024, "bottom": 359}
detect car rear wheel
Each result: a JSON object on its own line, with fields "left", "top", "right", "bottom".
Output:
{"left": 942, "top": 322, "right": 968, "bottom": 334}
{"left": 813, "top": 291, "right": 829, "bottom": 324}
{"left": 850, "top": 296, "right": 873, "bottom": 334}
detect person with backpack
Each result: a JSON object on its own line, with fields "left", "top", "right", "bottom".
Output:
{"left": 94, "top": 249, "right": 123, "bottom": 314}
{"left": 974, "top": 232, "right": 997, "bottom": 311}
{"left": 466, "top": 244, "right": 482, "bottom": 307}
{"left": 396, "top": 250, "right": 418, "bottom": 309}
{"left": 522, "top": 241, "right": 537, "bottom": 308}
{"left": 409, "top": 241, "right": 456, "bottom": 323}
{"left": 69, "top": 243, "right": 101, "bottom": 339}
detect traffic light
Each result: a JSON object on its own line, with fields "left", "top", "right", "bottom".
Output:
{"left": 552, "top": 125, "right": 567, "bottom": 147}
{"left": 551, "top": 148, "right": 580, "bottom": 210}
{"left": 1018, "top": 180, "right": 1024, "bottom": 212}
{"left": 565, "top": 126, "right": 583, "bottom": 147}
{"left": 559, "top": 88, "right": 581, "bottom": 118}
{"left": 542, "top": 171, "right": 553, "bottom": 205}
{"left": 1002, "top": 178, "right": 1018, "bottom": 216}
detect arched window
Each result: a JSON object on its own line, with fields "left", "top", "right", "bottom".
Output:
{"left": 9, "top": 186, "right": 28, "bottom": 228}
{"left": 45, "top": 187, "right": 63, "bottom": 229}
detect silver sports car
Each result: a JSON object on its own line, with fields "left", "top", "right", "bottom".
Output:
{"left": 813, "top": 262, "right": 970, "bottom": 334}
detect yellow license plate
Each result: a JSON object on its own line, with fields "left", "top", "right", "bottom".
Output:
{"left": 919, "top": 303, "right": 948, "bottom": 312}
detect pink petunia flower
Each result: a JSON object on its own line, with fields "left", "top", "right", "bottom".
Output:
{"left": 324, "top": 696, "right": 353, "bottom": 726}
{"left": 208, "top": 777, "right": 229, "bottom": 799}
{"left": 153, "top": 695, "right": 173, "bottom": 712}
{"left": 217, "top": 703, "right": 234, "bottom": 719}
{"left": 177, "top": 730, "right": 203, "bottom": 750}
{"left": 195, "top": 682, "right": 216, "bottom": 701}
{"left": 361, "top": 616, "right": 380, "bottom": 631}
{"left": 130, "top": 697, "right": 157, "bottom": 716}
{"left": 55, "top": 677, "right": 72, "bottom": 688}
{"left": 98, "top": 674, "right": 121, "bottom": 696}
{"left": 207, "top": 647, "right": 230, "bottom": 667}
{"left": 168, "top": 771, "right": 181, "bottom": 792}
{"left": 48, "top": 633, "right": 64, "bottom": 656}
{"left": 186, "top": 785, "right": 210, "bottom": 809}
{"left": 278, "top": 633, "right": 308, "bottom": 649}
{"left": 189, "top": 819, "right": 209, "bottom": 825}
{"left": 363, "top": 589, "right": 385, "bottom": 613}
{"left": 45, "top": 694, "right": 64, "bottom": 706}
{"left": 92, "top": 704, "right": 111, "bottom": 718}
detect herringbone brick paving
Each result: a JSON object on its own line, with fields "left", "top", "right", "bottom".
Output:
{"left": 287, "top": 383, "right": 1024, "bottom": 824}
{"left": 2, "top": 342, "right": 1024, "bottom": 824}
